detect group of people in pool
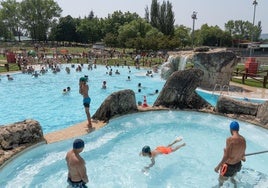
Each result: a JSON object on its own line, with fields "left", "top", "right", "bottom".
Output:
{"left": 66, "top": 121, "right": 246, "bottom": 188}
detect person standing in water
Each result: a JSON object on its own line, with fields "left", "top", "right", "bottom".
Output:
{"left": 79, "top": 77, "right": 93, "bottom": 130}
{"left": 140, "top": 136, "right": 186, "bottom": 171}
{"left": 214, "top": 121, "right": 246, "bottom": 187}
{"left": 66, "top": 139, "right": 88, "bottom": 188}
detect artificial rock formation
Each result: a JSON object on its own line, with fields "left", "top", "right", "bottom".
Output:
{"left": 154, "top": 68, "right": 212, "bottom": 109}
{"left": 256, "top": 101, "right": 268, "bottom": 127}
{"left": 0, "top": 119, "right": 44, "bottom": 166}
{"left": 194, "top": 50, "right": 237, "bottom": 89}
{"left": 216, "top": 96, "right": 259, "bottom": 116}
{"left": 216, "top": 96, "right": 268, "bottom": 128}
{"left": 162, "top": 48, "right": 237, "bottom": 90}
{"left": 92, "top": 89, "right": 138, "bottom": 122}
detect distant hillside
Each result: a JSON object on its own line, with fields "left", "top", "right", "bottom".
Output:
{"left": 260, "top": 33, "right": 268, "bottom": 40}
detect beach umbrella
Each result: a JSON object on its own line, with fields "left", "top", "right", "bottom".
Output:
{"left": 28, "top": 50, "right": 36, "bottom": 57}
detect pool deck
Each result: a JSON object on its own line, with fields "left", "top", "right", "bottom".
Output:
{"left": 229, "top": 81, "right": 268, "bottom": 99}
{"left": 44, "top": 120, "right": 106, "bottom": 144}
{"left": 44, "top": 106, "right": 167, "bottom": 144}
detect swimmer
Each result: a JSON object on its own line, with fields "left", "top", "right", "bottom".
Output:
{"left": 102, "top": 81, "right": 107, "bottom": 89}
{"left": 126, "top": 76, "right": 131, "bottom": 81}
{"left": 214, "top": 121, "right": 246, "bottom": 187}
{"left": 63, "top": 88, "right": 67, "bottom": 94}
{"left": 115, "top": 69, "right": 120, "bottom": 74}
{"left": 66, "top": 139, "right": 88, "bottom": 188}
{"left": 148, "top": 89, "right": 159, "bottom": 96}
{"left": 67, "top": 87, "right": 71, "bottom": 92}
{"left": 7, "top": 74, "right": 14, "bottom": 80}
{"left": 140, "top": 136, "right": 186, "bottom": 170}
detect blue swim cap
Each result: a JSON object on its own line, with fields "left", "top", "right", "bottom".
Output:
{"left": 230, "top": 121, "right": 239, "bottom": 131}
{"left": 73, "top": 139, "right": 85, "bottom": 149}
{"left": 142, "top": 146, "right": 151, "bottom": 153}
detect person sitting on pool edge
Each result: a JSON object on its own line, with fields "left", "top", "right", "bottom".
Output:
{"left": 140, "top": 136, "right": 186, "bottom": 170}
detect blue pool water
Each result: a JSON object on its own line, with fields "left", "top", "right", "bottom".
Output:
{"left": 0, "top": 111, "right": 267, "bottom": 187}
{"left": 196, "top": 88, "right": 268, "bottom": 106}
{"left": 0, "top": 64, "right": 165, "bottom": 133}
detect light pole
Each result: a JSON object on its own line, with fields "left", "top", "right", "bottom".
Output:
{"left": 191, "top": 11, "right": 197, "bottom": 49}
{"left": 250, "top": 0, "right": 258, "bottom": 56}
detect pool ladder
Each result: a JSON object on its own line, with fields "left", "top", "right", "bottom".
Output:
{"left": 212, "top": 84, "right": 230, "bottom": 96}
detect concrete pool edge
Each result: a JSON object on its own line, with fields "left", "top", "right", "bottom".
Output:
{"left": 0, "top": 141, "right": 46, "bottom": 171}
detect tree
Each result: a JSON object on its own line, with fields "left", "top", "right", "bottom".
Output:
{"left": 150, "top": 0, "right": 159, "bottom": 29}
{"left": 196, "top": 24, "right": 232, "bottom": 47}
{"left": 174, "top": 25, "right": 191, "bottom": 47}
{"left": 149, "top": 0, "right": 175, "bottom": 36}
{"left": 0, "top": 0, "right": 22, "bottom": 41}
{"left": 76, "top": 16, "right": 103, "bottom": 44}
{"left": 20, "top": 0, "right": 62, "bottom": 41}
{"left": 49, "top": 15, "right": 78, "bottom": 42}
{"left": 0, "top": 12, "right": 10, "bottom": 40}
{"left": 144, "top": 5, "right": 149, "bottom": 22}
{"left": 225, "top": 20, "right": 262, "bottom": 44}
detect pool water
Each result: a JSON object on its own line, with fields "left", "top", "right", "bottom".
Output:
{"left": 0, "top": 111, "right": 267, "bottom": 187}
{"left": 0, "top": 64, "right": 165, "bottom": 133}
{"left": 196, "top": 88, "right": 267, "bottom": 106}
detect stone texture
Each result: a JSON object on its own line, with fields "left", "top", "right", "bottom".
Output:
{"left": 216, "top": 96, "right": 260, "bottom": 116}
{"left": 0, "top": 119, "right": 43, "bottom": 150}
{"left": 256, "top": 101, "right": 268, "bottom": 127}
{"left": 154, "top": 69, "right": 212, "bottom": 109}
{"left": 92, "top": 89, "right": 138, "bottom": 122}
{"left": 0, "top": 119, "right": 44, "bottom": 166}
{"left": 194, "top": 50, "right": 237, "bottom": 89}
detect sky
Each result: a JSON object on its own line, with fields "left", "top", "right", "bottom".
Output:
{"left": 55, "top": 0, "right": 268, "bottom": 34}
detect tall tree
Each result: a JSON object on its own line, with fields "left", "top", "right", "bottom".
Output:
{"left": 0, "top": 0, "right": 22, "bottom": 41}
{"left": 149, "top": 0, "right": 175, "bottom": 36}
{"left": 150, "top": 0, "right": 159, "bottom": 28}
{"left": 0, "top": 12, "right": 10, "bottom": 40}
{"left": 20, "top": 0, "right": 62, "bottom": 41}
{"left": 144, "top": 5, "right": 149, "bottom": 23}
{"left": 165, "top": 1, "right": 175, "bottom": 36}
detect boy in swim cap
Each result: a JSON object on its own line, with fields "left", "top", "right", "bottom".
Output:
{"left": 214, "top": 121, "right": 246, "bottom": 187}
{"left": 140, "top": 136, "right": 186, "bottom": 170}
{"left": 79, "top": 77, "right": 93, "bottom": 131}
{"left": 66, "top": 139, "right": 88, "bottom": 188}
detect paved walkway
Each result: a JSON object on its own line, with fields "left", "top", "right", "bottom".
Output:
{"left": 228, "top": 82, "right": 268, "bottom": 99}
{"left": 44, "top": 120, "right": 106, "bottom": 144}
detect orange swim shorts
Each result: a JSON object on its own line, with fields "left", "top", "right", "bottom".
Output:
{"left": 156, "top": 146, "right": 172, "bottom": 154}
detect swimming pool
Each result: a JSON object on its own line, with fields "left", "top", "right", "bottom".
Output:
{"left": 196, "top": 88, "right": 268, "bottom": 106}
{"left": 0, "top": 64, "right": 165, "bottom": 133}
{"left": 0, "top": 111, "right": 267, "bottom": 187}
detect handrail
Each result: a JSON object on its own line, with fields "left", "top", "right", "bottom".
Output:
{"left": 212, "top": 84, "right": 222, "bottom": 96}
{"left": 221, "top": 85, "right": 230, "bottom": 95}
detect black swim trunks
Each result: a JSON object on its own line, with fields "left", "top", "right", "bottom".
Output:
{"left": 220, "top": 161, "right": 242, "bottom": 177}
{"left": 67, "top": 177, "right": 87, "bottom": 188}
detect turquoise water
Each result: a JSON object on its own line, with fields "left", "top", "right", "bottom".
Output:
{"left": 0, "top": 111, "right": 267, "bottom": 187}
{"left": 0, "top": 64, "right": 165, "bottom": 133}
{"left": 196, "top": 88, "right": 268, "bottom": 106}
